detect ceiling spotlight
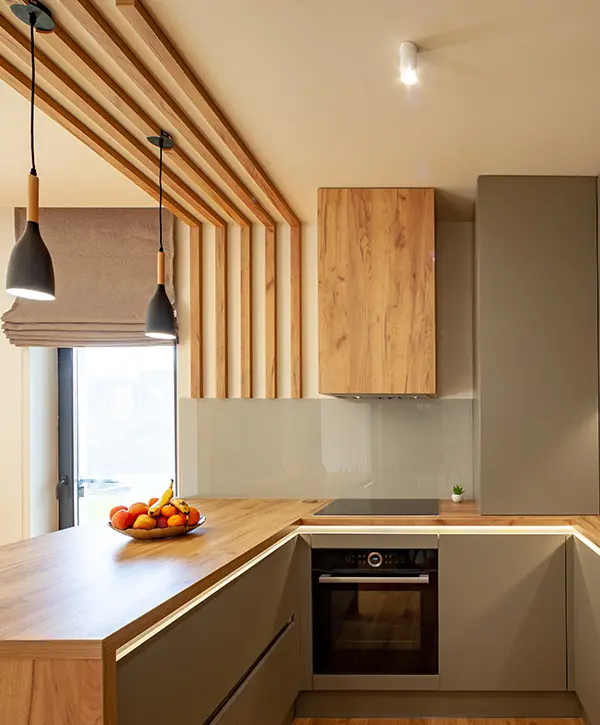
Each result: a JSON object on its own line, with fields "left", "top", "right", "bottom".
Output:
{"left": 400, "top": 41, "right": 418, "bottom": 86}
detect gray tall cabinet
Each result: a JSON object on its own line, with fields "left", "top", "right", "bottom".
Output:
{"left": 476, "top": 175, "right": 599, "bottom": 514}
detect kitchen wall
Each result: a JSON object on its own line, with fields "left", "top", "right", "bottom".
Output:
{"left": 0, "top": 207, "right": 28, "bottom": 544}
{"left": 179, "top": 221, "right": 474, "bottom": 499}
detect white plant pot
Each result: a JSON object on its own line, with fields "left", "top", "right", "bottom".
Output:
{"left": 451, "top": 493, "right": 463, "bottom": 503}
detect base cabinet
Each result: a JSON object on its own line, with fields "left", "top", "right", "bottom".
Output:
{"left": 117, "top": 539, "right": 299, "bottom": 725}
{"left": 573, "top": 538, "right": 600, "bottom": 723}
{"left": 439, "top": 534, "right": 567, "bottom": 691}
{"left": 211, "top": 621, "right": 299, "bottom": 725}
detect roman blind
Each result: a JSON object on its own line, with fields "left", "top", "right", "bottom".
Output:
{"left": 2, "top": 207, "right": 175, "bottom": 347}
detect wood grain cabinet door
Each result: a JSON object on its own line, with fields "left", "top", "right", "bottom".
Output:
{"left": 318, "top": 188, "right": 435, "bottom": 396}
{"left": 573, "top": 538, "right": 600, "bottom": 723}
{"left": 439, "top": 534, "right": 567, "bottom": 691}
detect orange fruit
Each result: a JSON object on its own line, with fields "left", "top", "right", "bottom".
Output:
{"left": 129, "top": 502, "right": 149, "bottom": 518}
{"left": 109, "top": 505, "right": 127, "bottom": 519}
{"left": 167, "top": 514, "right": 186, "bottom": 527}
{"left": 188, "top": 507, "right": 201, "bottom": 526}
{"left": 111, "top": 510, "right": 135, "bottom": 530}
{"left": 156, "top": 515, "right": 169, "bottom": 529}
{"left": 148, "top": 497, "right": 159, "bottom": 507}
{"left": 133, "top": 514, "right": 157, "bottom": 530}
{"left": 161, "top": 504, "right": 176, "bottom": 518}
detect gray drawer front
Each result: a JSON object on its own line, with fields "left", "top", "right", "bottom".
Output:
{"left": 211, "top": 621, "right": 299, "bottom": 725}
{"left": 310, "top": 533, "right": 438, "bottom": 549}
{"left": 117, "top": 539, "right": 297, "bottom": 725}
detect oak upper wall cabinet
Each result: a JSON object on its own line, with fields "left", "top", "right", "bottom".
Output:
{"left": 318, "top": 188, "right": 436, "bottom": 396}
{"left": 476, "top": 176, "right": 599, "bottom": 515}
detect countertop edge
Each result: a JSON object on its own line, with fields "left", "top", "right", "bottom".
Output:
{"left": 2, "top": 498, "right": 600, "bottom": 661}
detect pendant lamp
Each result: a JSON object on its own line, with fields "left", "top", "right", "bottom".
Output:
{"left": 145, "top": 131, "right": 176, "bottom": 340}
{"left": 6, "top": 0, "right": 55, "bottom": 301}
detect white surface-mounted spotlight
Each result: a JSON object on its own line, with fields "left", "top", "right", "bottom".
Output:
{"left": 400, "top": 41, "right": 418, "bottom": 85}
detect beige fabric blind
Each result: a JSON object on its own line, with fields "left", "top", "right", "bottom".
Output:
{"left": 2, "top": 207, "right": 175, "bottom": 347}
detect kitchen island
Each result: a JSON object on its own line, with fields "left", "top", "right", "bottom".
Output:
{"left": 1, "top": 498, "right": 599, "bottom": 725}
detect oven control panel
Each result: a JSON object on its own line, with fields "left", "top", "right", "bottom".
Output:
{"left": 336, "top": 549, "right": 433, "bottom": 570}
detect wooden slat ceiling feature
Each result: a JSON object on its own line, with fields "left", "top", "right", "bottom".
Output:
{"left": 51, "top": 0, "right": 275, "bottom": 227}
{"left": 0, "top": 53, "right": 200, "bottom": 227}
{"left": 1, "top": 0, "right": 305, "bottom": 399}
{"left": 115, "top": 0, "right": 300, "bottom": 228}
{"left": 0, "top": 13, "right": 224, "bottom": 227}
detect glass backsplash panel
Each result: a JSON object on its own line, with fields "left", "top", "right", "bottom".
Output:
{"left": 179, "top": 398, "right": 473, "bottom": 500}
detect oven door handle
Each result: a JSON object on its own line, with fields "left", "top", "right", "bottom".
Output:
{"left": 318, "top": 574, "right": 430, "bottom": 585}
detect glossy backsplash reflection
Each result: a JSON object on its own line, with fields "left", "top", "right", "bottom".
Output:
{"left": 179, "top": 398, "right": 473, "bottom": 500}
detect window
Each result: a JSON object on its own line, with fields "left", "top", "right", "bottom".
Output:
{"left": 58, "top": 347, "right": 176, "bottom": 527}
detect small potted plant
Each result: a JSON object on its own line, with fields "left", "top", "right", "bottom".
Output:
{"left": 452, "top": 485, "right": 464, "bottom": 504}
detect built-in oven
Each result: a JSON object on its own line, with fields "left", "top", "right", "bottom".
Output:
{"left": 312, "top": 547, "right": 438, "bottom": 676}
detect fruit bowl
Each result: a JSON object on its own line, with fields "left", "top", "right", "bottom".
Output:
{"left": 108, "top": 515, "right": 206, "bottom": 540}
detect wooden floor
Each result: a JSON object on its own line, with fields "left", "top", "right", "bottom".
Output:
{"left": 294, "top": 719, "right": 583, "bottom": 724}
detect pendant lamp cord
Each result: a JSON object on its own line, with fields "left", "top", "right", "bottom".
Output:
{"left": 158, "top": 141, "right": 163, "bottom": 253}
{"left": 29, "top": 13, "right": 37, "bottom": 177}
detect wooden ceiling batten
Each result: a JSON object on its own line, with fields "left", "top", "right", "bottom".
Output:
{"left": 51, "top": 0, "right": 275, "bottom": 226}
{"left": 0, "top": 53, "right": 199, "bottom": 226}
{"left": 265, "top": 225, "right": 277, "bottom": 399}
{"left": 240, "top": 224, "right": 253, "bottom": 399}
{"left": 290, "top": 225, "right": 302, "bottom": 398}
{"left": 0, "top": 13, "right": 225, "bottom": 227}
{"left": 215, "top": 225, "right": 228, "bottom": 398}
{"left": 115, "top": 0, "right": 300, "bottom": 228}
{"left": 190, "top": 225, "right": 203, "bottom": 399}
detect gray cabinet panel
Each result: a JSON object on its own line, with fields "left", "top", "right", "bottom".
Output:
{"left": 117, "top": 539, "right": 299, "bottom": 725}
{"left": 211, "top": 621, "right": 299, "bottom": 725}
{"left": 476, "top": 175, "right": 599, "bottom": 514}
{"left": 439, "top": 534, "right": 566, "bottom": 691}
{"left": 574, "top": 538, "right": 600, "bottom": 723}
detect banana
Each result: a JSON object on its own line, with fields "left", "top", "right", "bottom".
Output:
{"left": 148, "top": 482, "right": 174, "bottom": 516}
{"left": 171, "top": 497, "right": 191, "bottom": 515}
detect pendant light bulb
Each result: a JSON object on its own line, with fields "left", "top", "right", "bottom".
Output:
{"left": 6, "top": 2, "right": 56, "bottom": 301}
{"left": 145, "top": 132, "right": 176, "bottom": 341}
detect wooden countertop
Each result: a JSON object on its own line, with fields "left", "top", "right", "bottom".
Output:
{"left": 0, "top": 499, "right": 326, "bottom": 659}
{"left": 0, "top": 497, "right": 598, "bottom": 660}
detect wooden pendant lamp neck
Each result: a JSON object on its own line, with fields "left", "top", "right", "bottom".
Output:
{"left": 27, "top": 173, "right": 39, "bottom": 223}
{"left": 157, "top": 250, "right": 165, "bottom": 285}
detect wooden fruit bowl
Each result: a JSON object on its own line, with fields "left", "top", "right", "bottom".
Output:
{"left": 108, "top": 515, "right": 206, "bottom": 540}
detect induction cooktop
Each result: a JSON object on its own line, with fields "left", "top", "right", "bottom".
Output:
{"left": 314, "top": 498, "right": 439, "bottom": 516}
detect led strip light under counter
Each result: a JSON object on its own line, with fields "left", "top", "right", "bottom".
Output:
{"left": 116, "top": 523, "right": 598, "bottom": 661}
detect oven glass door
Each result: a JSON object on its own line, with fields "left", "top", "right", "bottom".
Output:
{"left": 313, "top": 574, "right": 438, "bottom": 675}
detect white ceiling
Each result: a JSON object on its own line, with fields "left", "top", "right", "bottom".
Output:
{"left": 3, "top": 0, "right": 600, "bottom": 219}
{"left": 140, "top": 0, "right": 600, "bottom": 220}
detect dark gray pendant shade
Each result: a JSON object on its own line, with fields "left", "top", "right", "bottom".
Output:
{"left": 145, "top": 131, "right": 176, "bottom": 341}
{"left": 6, "top": 221, "right": 55, "bottom": 301}
{"left": 145, "top": 282, "right": 176, "bottom": 339}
